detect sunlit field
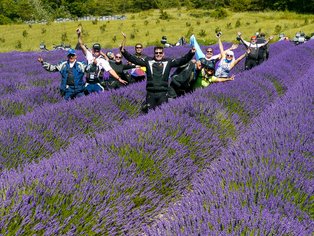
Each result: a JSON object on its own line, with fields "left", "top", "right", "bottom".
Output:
{"left": 0, "top": 36, "right": 313, "bottom": 234}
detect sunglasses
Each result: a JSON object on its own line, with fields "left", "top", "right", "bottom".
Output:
{"left": 115, "top": 56, "right": 122, "bottom": 59}
{"left": 206, "top": 51, "right": 213, "bottom": 53}
{"left": 226, "top": 54, "right": 233, "bottom": 57}
{"left": 135, "top": 46, "right": 142, "bottom": 49}
{"left": 155, "top": 51, "right": 163, "bottom": 55}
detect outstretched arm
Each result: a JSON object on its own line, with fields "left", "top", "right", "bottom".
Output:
{"left": 217, "top": 35, "right": 226, "bottom": 59}
{"left": 76, "top": 28, "right": 88, "bottom": 56}
{"left": 108, "top": 69, "right": 128, "bottom": 85}
{"left": 171, "top": 47, "right": 196, "bottom": 67}
{"left": 237, "top": 32, "right": 250, "bottom": 48}
{"left": 212, "top": 74, "right": 235, "bottom": 82}
{"left": 120, "top": 32, "right": 127, "bottom": 51}
{"left": 215, "top": 44, "right": 238, "bottom": 60}
{"left": 230, "top": 48, "right": 250, "bottom": 69}
{"left": 119, "top": 33, "right": 146, "bottom": 66}
{"left": 37, "top": 56, "right": 61, "bottom": 72}
{"left": 257, "top": 35, "right": 274, "bottom": 48}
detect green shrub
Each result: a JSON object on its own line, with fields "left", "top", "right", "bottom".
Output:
{"left": 274, "top": 25, "right": 282, "bottom": 34}
{"left": 22, "top": 30, "right": 28, "bottom": 38}
{"left": 226, "top": 22, "right": 232, "bottom": 29}
{"left": 15, "top": 40, "right": 22, "bottom": 49}
{"left": 210, "top": 8, "right": 228, "bottom": 19}
{"left": 198, "top": 29, "right": 206, "bottom": 37}
{"left": 112, "top": 35, "right": 117, "bottom": 42}
{"left": 0, "top": 14, "right": 12, "bottom": 25}
{"left": 185, "top": 27, "right": 194, "bottom": 38}
{"left": 159, "top": 10, "right": 172, "bottom": 20}
{"left": 99, "top": 24, "right": 106, "bottom": 33}
{"left": 61, "top": 32, "right": 68, "bottom": 42}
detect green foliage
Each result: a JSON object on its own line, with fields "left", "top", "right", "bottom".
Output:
{"left": 0, "top": 14, "right": 12, "bottom": 25}
{"left": 22, "top": 30, "right": 28, "bottom": 38}
{"left": 230, "top": 0, "right": 251, "bottom": 11}
{"left": 0, "top": 9, "right": 313, "bottom": 53}
{"left": 159, "top": 10, "right": 172, "bottom": 20}
{"left": 0, "top": 0, "right": 309, "bottom": 23}
{"left": 99, "top": 24, "right": 106, "bottom": 33}
{"left": 198, "top": 29, "right": 206, "bottom": 37}
{"left": 210, "top": 8, "right": 228, "bottom": 19}
{"left": 112, "top": 35, "right": 117, "bottom": 42}
{"left": 189, "top": 11, "right": 211, "bottom": 18}
{"left": 61, "top": 32, "right": 68, "bottom": 42}
{"left": 274, "top": 25, "right": 282, "bottom": 34}
{"left": 226, "top": 22, "right": 232, "bottom": 30}
{"left": 15, "top": 40, "right": 22, "bottom": 49}
{"left": 185, "top": 27, "right": 194, "bottom": 38}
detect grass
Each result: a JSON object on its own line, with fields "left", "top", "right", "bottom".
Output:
{"left": 0, "top": 8, "right": 313, "bottom": 53}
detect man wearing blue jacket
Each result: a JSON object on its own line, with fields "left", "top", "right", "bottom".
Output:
{"left": 38, "top": 49, "right": 87, "bottom": 100}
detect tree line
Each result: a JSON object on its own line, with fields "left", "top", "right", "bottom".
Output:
{"left": 0, "top": 0, "right": 313, "bottom": 24}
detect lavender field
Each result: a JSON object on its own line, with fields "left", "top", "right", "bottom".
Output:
{"left": 0, "top": 40, "right": 313, "bottom": 235}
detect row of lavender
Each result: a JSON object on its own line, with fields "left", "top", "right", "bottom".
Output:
{"left": 143, "top": 65, "right": 314, "bottom": 235}
{"left": 0, "top": 41, "right": 307, "bottom": 170}
{"left": 0, "top": 41, "right": 313, "bottom": 234}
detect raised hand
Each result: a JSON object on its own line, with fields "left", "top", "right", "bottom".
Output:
{"left": 37, "top": 57, "right": 43, "bottom": 64}
{"left": 230, "top": 44, "right": 239, "bottom": 50}
{"left": 76, "top": 27, "right": 81, "bottom": 35}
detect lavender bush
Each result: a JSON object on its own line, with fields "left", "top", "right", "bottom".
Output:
{"left": 143, "top": 64, "right": 314, "bottom": 235}
{"left": 0, "top": 40, "right": 313, "bottom": 234}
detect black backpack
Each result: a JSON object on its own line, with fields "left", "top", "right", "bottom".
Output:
{"left": 248, "top": 43, "right": 259, "bottom": 60}
{"left": 170, "top": 61, "right": 195, "bottom": 96}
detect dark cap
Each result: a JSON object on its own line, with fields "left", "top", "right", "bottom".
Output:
{"left": 92, "top": 43, "right": 101, "bottom": 51}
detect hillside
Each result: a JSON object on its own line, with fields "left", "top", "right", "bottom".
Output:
{"left": 0, "top": 9, "right": 313, "bottom": 53}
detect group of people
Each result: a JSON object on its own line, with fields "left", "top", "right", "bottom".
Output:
{"left": 38, "top": 29, "right": 273, "bottom": 112}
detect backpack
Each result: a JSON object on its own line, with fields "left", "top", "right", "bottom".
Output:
{"left": 170, "top": 61, "right": 195, "bottom": 96}
{"left": 247, "top": 43, "right": 259, "bottom": 60}
{"left": 86, "top": 63, "right": 104, "bottom": 83}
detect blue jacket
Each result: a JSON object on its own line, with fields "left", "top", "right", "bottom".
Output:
{"left": 42, "top": 60, "right": 86, "bottom": 91}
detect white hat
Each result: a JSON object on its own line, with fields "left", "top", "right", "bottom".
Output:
{"left": 226, "top": 51, "right": 234, "bottom": 57}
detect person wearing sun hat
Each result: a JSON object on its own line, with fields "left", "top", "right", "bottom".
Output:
{"left": 237, "top": 32, "right": 273, "bottom": 70}
{"left": 38, "top": 48, "right": 88, "bottom": 100}
{"left": 214, "top": 34, "right": 248, "bottom": 79}
{"left": 76, "top": 28, "right": 128, "bottom": 95}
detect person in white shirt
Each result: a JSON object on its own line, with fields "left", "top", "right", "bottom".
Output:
{"left": 76, "top": 28, "right": 127, "bottom": 94}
